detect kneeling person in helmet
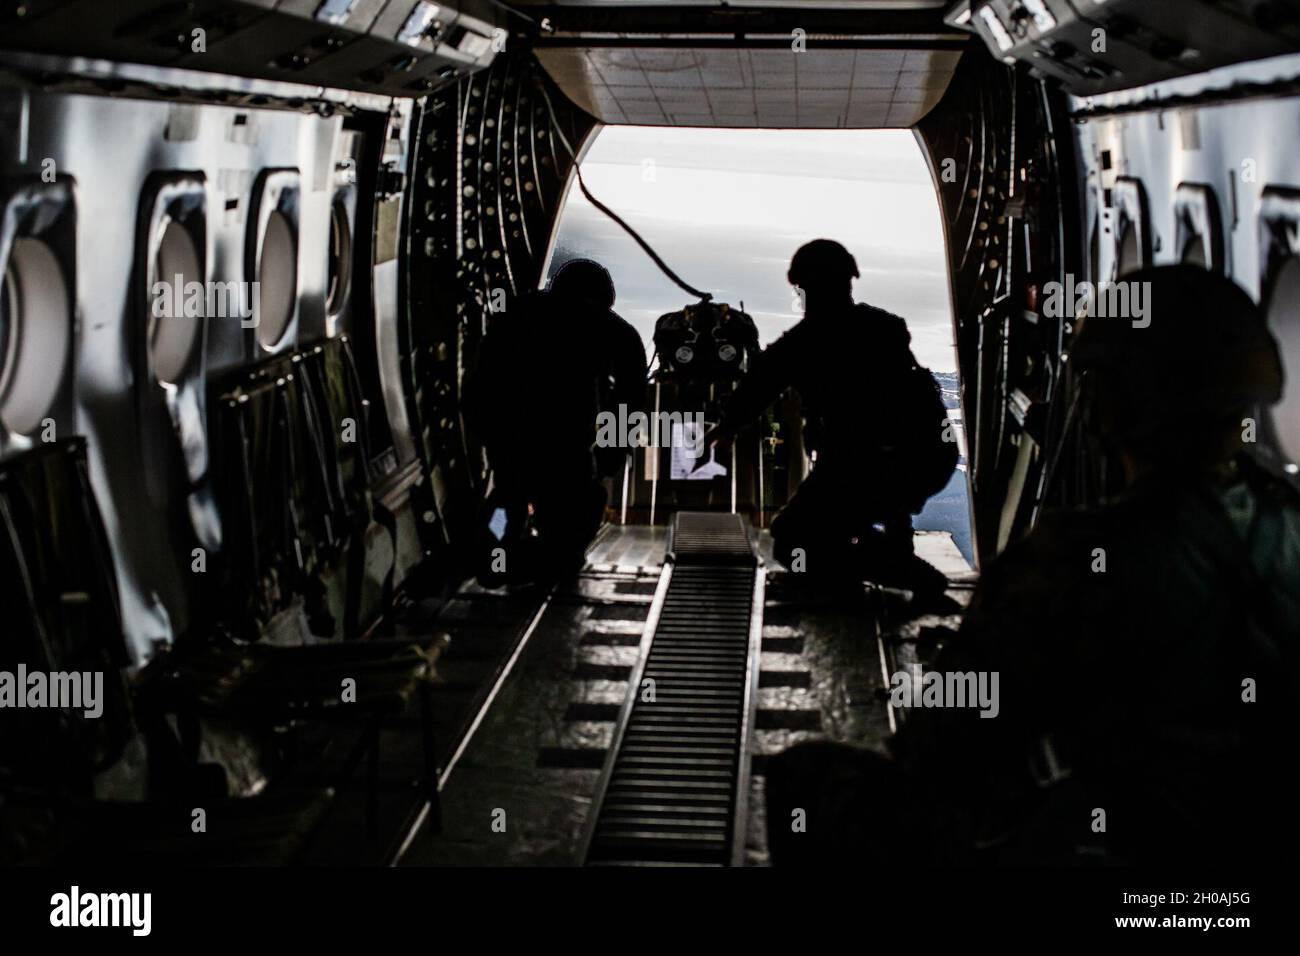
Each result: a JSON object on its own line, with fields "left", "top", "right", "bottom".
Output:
{"left": 703, "top": 239, "right": 958, "bottom": 604}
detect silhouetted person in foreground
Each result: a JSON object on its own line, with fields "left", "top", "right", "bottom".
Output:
{"left": 765, "top": 265, "right": 1300, "bottom": 867}
{"left": 703, "top": 239, "right": 956, "bottom": 603}
{"left": 465, "top": 259, "right": 646, "bottom": 585}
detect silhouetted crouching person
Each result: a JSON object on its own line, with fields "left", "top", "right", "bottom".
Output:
{"left": 766, "top": 266, "right": 1300, "bottom": 867}
{"left": 465, "top": 259, "right": 646, "bottom": 585}
{"left": 704, "top": 239, "right": 956, "bottom": 602}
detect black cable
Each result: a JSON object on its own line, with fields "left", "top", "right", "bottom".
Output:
{"left": 573, "top": 167, "right": 713, "bottom": 302}
{"left": 482, "top": 0, "right": 536, "bottom": 25}
{"left": 538, "top": 86, "right": 714, "bottom": 303}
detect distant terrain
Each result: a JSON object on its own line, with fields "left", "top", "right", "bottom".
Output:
{"left": 915, "top": 370, "right": 973, "bottom": 563}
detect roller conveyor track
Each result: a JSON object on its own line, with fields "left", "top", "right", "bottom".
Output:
{"left": 583, "top": 513, "right": 763, "bottom": 866}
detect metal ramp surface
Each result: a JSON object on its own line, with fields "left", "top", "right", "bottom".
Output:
{"left": 582, "top": 512, "right": 763, "bottom": 866}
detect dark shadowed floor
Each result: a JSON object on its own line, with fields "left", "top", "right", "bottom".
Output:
{"left": 399, "top": 524, "right": 972, "bottom": 866}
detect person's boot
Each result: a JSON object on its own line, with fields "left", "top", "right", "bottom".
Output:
{"left": 859, "top": 523, "right": 960, "bottom": 615}
{"left": 896, "top": 553, "right": 959, "bottom": 613}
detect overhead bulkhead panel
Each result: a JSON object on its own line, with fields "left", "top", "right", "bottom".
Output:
{"left": 526, "top": 1, "right": 968, "bottom": 128}
{"left": 948, "top": 0, "right": 1300, "bottom": 95}
{"left": 0, "top": 0, "right": 506, "bottom": 97}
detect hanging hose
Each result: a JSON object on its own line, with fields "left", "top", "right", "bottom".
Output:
{"left": 571, "top": 166, "right": 713, "bottom": 302}
{"left": 540, "top": 86, "right": 714, "bottom": 303}
{"left": 482, "top": 0, "right": 535, "bottom": 24}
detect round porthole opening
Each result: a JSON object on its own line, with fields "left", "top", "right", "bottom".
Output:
{"left": 1182, "top": 235, "right": 1208, "bottom": 269}
{"left": 149, "top": 219, "right": 203, "bottom": 386}
{"left": 257, "top": 209, "right": 297, "bottom": 351}
{"left": 0, "top": 238, "right": 70, "bottom": 436}
{"left": 0, "top": 261, "right": 16, "bottom": 398}
{"left": 326, "top": 199, "right": 352, "bottom": 318}
{"left": 1117, "top": 225, "right": 1143, "bottom": 277}
{"left": 1266, "top": 256, "right": 1300, "bottom": 465}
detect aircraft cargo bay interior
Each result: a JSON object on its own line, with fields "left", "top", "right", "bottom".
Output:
{"left": 0, "top": 0, "right": 1297, "bottom": 939}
